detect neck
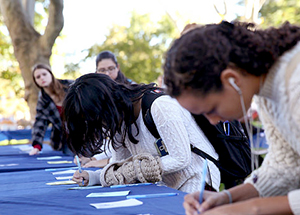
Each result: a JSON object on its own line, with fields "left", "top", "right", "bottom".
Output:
{"left": 253, "top": 74, "right": 267, "bottom": 95}
{"left": 132, "top": 99, "right": 142, "bottom": 122}
{"left": 43, "top": 87, "right": 52, "bottom": 96}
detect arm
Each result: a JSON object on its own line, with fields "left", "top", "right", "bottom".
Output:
{"left": 30, "top": 98, "right": 49, "bottom": 155}
{"left": 150, "top": 96, "right": 192, "bottom": 173}
{"left": 200, "top": 195, "right": 292, "bottom": 215}
{"left": 185, "top": 184, "right": 293, "bottom": 215}
{"left": 83, "top": 158, "right": 109, "bottom": 168}
{"left": 243, "top": 98, "right": 300, "bottom": 197}
{"left": 72, "top": 169, "right": 102, "bottom": 186}
{"left": 184, "top": 183, "right": 259, "bottom": 214}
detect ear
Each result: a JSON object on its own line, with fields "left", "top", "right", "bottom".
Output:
{"left": 220, "top": 68, "right": 241, "bottom": 89}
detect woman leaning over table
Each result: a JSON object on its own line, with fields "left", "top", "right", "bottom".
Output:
{"left": 164, "top": 21, "right": 300, "bottom": 215}
{"left": 63, "top": 73, "right": 221, "bottom": 193}
{"left": 29, "top": 64, "right": 73, "bottom": 156}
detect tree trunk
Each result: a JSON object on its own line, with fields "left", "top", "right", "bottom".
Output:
{"left": 0, "top": 0, "right": 64, "bottom": 121}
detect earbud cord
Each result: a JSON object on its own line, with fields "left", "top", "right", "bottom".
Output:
{"left": 238, "top": 76, "right": 264, "bottom": 171}
{"left": 238, "top": 91, "right": 255, "bottom": 171}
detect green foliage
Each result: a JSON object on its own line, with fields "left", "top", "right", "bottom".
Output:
{"left": 63, "top": 62, "right": 81, "bottom": 79}
{"left": 0, "top": 0, "right": 47, "bottom": 100}
{"left": 260, "top": 0, "right": 300, "bottom": 27}
{"left": 0, "top": 69, "right": 24, "bottom": 97}
{"left": 85, "top": 11, "right": 178, "bottom": 84}
{"left": 0, "top": 1, "right": 50, "bottom": 118}
{"left": 34, "top": 0, "right": 50, "bottom": 34}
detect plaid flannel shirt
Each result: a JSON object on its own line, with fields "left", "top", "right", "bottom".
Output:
{"left": 31, "top": 79, "right": 73, "bottom": 150}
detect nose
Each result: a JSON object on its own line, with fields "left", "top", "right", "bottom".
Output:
{"left": 204, "top": 114, "right": 221, "bottom": 125}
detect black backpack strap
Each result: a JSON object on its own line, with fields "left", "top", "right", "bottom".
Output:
{"left": 141, "top": 89, "right": 165, "bottom": 139}
{"left": 190, "top": 144, "right": 219, "bottom": 167}
{"left": 191, "top": 144, "right": 248, "bottom": 178}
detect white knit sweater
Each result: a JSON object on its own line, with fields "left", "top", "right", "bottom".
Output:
{"left": 244, "top": 42, "right": 300, "bottom": 214}
{"left": 88, "top": 95, "right": 220, "bottom": 193}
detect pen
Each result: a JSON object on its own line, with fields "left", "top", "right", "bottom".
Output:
{"left": 126, "top": 193, "right": 178, "bottom": 199}
{"left": 199, "top": 159, "right": 208, "bottom": 204}
{"left": 110, "top": 183, "right": 152, "bottom": 188}
{"left": 75, "top": 155, "right": 84, "bottom": 185}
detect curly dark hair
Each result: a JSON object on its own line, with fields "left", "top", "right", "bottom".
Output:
{"left": 164, "top": 21, "right": 300, "bottom": 97}
{"left": 62, "top": 73, "right": 156, "bottom": 156}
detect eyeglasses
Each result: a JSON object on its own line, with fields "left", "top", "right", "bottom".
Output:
{"left": 96, "top": 66, "right": 117, "bottom": 74}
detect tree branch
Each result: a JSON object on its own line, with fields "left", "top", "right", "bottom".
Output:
{"left": 0, "top": 0, "right": 39, "bottom": 48}
{"left": 40, "top": 0, "right": 64, "bottom": 54}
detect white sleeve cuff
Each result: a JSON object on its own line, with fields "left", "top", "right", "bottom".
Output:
{"left": 87, "top": 169, "right": 102, "bottom": 186}
{"left": 288, "top": 189, "right": 300, "bottom": 215}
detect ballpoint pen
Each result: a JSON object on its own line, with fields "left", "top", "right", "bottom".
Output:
{"left": 199, "top": 159, "right": 208, "bottom": 204}
{"left": 75, "top": 155, "right": 84, "bottom": 186}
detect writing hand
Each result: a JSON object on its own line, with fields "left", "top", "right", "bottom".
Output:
{"left": 72, "top": 170, "right": 89, "bottom": 186}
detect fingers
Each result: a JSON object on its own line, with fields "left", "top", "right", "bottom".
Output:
{"left": 72, "top": 170, "right": 89, "bottom": 186}
{"left": 83, "top": 159, "right": 107, "bottom": 168}
{"left": 80, "top": 156, "right": 91, "bottom": 166}
{"left": 29, "top": 148, "right": 40, "bottom": 155}
{"left": 83, "top": 162, "right": 93, "bottom": 168}
{"left": 183, "top": 192, "right": 201, "bottom": 215}
{"left": 74, "top": 156, "right": 91, "bottom": 166}
{"left": 198, "top": 191, "right": 225, "bottom": 213}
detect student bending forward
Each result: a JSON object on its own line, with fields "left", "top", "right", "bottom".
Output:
{"left": 63, "top": 73, "right": 220, "bottom": 193}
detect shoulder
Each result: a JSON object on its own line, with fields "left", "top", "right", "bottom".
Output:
{"left": 153, "top": 95, "right": 180, "bottom": 106}
{"left": 152, "top": 95, "right": 189, "bottom": 115}
{"left": 58, "top": 79, "right": 74, "bottom": 86}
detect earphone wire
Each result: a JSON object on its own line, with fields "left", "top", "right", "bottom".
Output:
{"left": 238, "top": 76, "right": 265, "bottom": 171}
{"left": 238, "top": 92, "right": 256, "bottom": 171}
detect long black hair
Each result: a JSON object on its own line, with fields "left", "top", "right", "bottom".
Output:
{"left": 96, "top": 50, "right": 131, "bottom": 84}
{"left": 63, "top": 73, "right": 155, "bottom": 156}
{"left": 164, "top": 21, "right": 300, "bottom": 97}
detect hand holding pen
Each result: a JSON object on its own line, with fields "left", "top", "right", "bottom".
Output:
{"left": 73, "top": 155, "right": 89, "bottom": 186}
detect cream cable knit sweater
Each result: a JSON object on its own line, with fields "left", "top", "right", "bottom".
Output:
{"left": 88, "top": 95, "right": 220, "bottom": 193}
{"left": 244, "top": 42, "right": 300, "bottom": 214}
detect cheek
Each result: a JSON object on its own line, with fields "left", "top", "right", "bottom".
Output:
{"left": 219, "top": 100, "right": 244, "bottom": 119}
{"left": 110, "top": 73, "right": 118, "bottom": 80}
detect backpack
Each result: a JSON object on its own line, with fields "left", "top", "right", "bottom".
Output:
{"left": 141, "top": 89, "right": 252, "bottom": 189}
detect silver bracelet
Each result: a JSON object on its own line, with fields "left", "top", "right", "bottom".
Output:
{"left": 223, "top": 190, "right": 232, "bottom": 204}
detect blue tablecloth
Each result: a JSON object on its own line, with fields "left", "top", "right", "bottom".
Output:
{"left": 0, "top": 169, "right": 186, "bottom": 215}
{"left": 0, "top": 144, "right": 54, "bottom": 156}
{"left": 0, "top": 144, "right": 76, "bottom": 172}
{"left": 0, "top": 129, "right": 51, "bottom": 141}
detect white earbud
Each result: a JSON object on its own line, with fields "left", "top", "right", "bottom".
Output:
{"left": 228, "top": 77, "right": 242, "bottom": 94}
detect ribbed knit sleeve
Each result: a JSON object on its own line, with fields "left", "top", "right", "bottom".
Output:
{"left": 288, "top": 190, "right": 300, "bottom": 215}
{"left": 245, "top": 42, "right": 300, "bottom": 206}
{"left": 150, "top": 96, "right": 220, "bottom": 191}
{"left": 87, "top": 169, "right": 102, "bottom": 186}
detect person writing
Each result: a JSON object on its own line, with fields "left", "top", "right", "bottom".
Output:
{"left": 63, "top": 73, "right": 220, "bottom": 193}
{"left": 29, "top": 64, "right": 73, "bottom": 155}
{"left": 163, "top": 21, "right": 300, "bottom": 214}
{"left": 74, "top": 50, "right": 135, "bottom": 167}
